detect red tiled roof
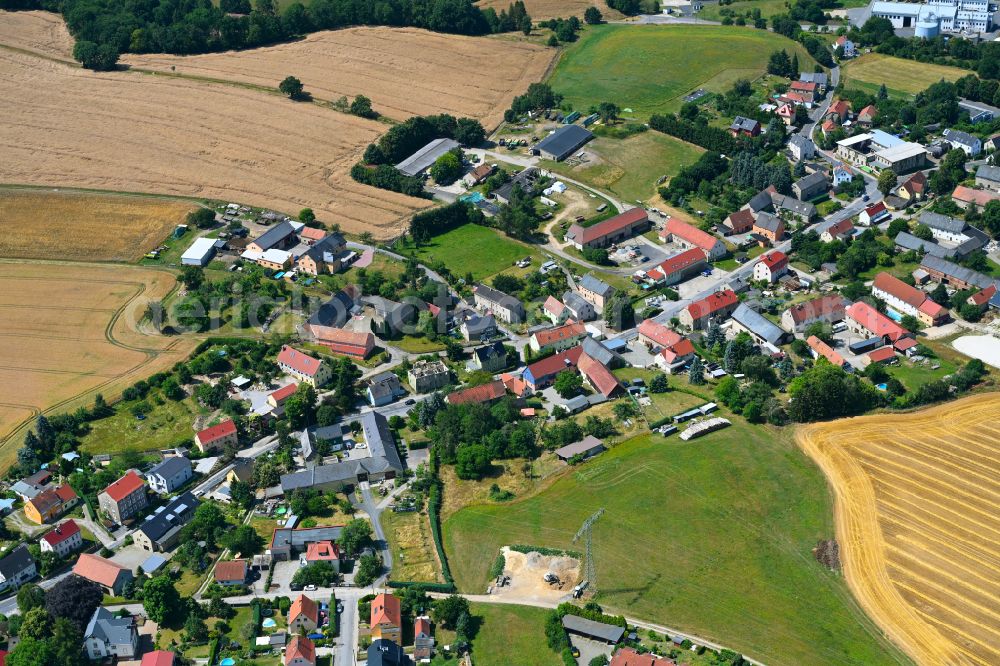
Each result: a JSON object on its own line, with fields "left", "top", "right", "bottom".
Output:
{"left": 290, "top": 593, "right": 319, "bottom": 625}
{"left": 309, "top": 325, "right": 373, "bottom": 348}
{"left": 777, "top": 103, "right": 794, "bottom": 118}
{"left": 894, "top": 337, "right": 918, "bottom": 352}
{"left": 299, "top": 226, "right": 326, "bottom": 241}
{"left": 786, "top": 294, "right": 847, "bottom": 325}
{"left": 214, "top": 559, "right": 247, "bottom": 582}
{"left": 543, "top": 295, "right": 566, "bottom": 317}
{"left": 660, "top": 338, "right": 695, "bottom": 363}
{"left": 847, "top": 301, "right": 907, "bottom": 342}
{"left": 807, "top": 335, "right": 845, "bottom": 367}
{"left": 661, "top": 218, "right": 721, "bottom": 254}
{"left": 952, "top": 185, "right": 1000, "bottom": 207}
{"left": 578, "top": 353, "right": 620, "bottom": 398}
{"left": 821, "top": 119, "right": 838, "bottom": 133}
{"left": 28, "top": 484, "right": 77, "bottom": 516}
{"left": 647, "top": 248, "right": 705, "bottom": 281}
{"left": 638, "top": 319, "right": 683, "bottom": 348}
{"left": 725, "top": 209, "right": 755, "bottom": 231}
{"left": 782, "top": 91, "right": 811, "bottom": 104}
{"left": 196, "top": 418, "right": 237, "bottom": 444}
{"left": 868, "top": 346, "right": 897, "bottom": 363}
{"left": 73, "top": 553, "right": 128, "bottom": 588}
{"left": 533, "top": 321, "right": 585, "bottom": 347}
{"left": 42, "top": 519, "right": 80, "bottom": 547}
{"left": 415, "top": 616, "right": 432, "bottom": 637}
{"left": 501, "top": 373, "right": 529, "bottom": 397}
{"left": 568, "top": 208, "right": 647, "bottom": 244}
{"left": 758, "top": 250, "right": 788, "bottom": 271}
{"left": 685, "top": 290, "right": 738, "bottom": 320}
{"left": 286, "top": 636, "right": 316, "bottom": 665}
{"left": 858, "top": 104, "right": 878, "bottom": 120}
{"left": 824, "top": 218, "right": 853, "bottom": 238}
{"left": 446, "top": 379, "right": 506, "bottom": 405}
{"left": 903, "top": 170, "right": 927, "bottom": 193}
{"left": 277, "top": 345, "right": 323, "bottom": 377}
{"left": 828, "top": 100, "right": 850, "bottom": 118}
{"left": 863, "top": 201, "right": 888, "bottom": 219}
{"left": 140, "top": 651, "right": 176, "bottom": 666}
{"left": 371, "top": 592, "right": 401, "bottom": 627}
{"left": 610, "top": 647, "right": 676, "bottom": 666}
{"left": 525, "top": 346, "right": 584, "bottom": 381}
{"left": 102, "top": 470, "right": 145, "bottom": 503}
{"left": 918, "top": 299, "right": 947, "bottom": 319}
{"left": 268, "top": 384, "right": 298, "bottom": 404}
{"left": 791, "top": 80, "right": 818, "bottom": 92}
{"left": 305, "top": 541, "right": 340, "bottom": 561}
{"left": 969, "top": 284, "right": 998, "bottom": 306}
{"left": 873, "top": 273, "right": 942, "bottom": 319}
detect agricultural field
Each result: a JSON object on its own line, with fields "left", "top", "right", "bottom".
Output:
{"left": 543, "top": 131, "right": 705, "bottom": 204}
{"left": 381, "top": 509, "right": 444, "bottom": 583}
{"left": 0, "top": 189, "right": 195, "bottom": 262}
{"left": 408, "top": 224, "right": 544, "bottom": 281}
{"left": 0, "top": 10, "right": 74, "bottom": 60}
{"left": 548, "top": 25, "right": 816, "bottom": 118}
{"left": 797, "top": 394, "right": 1000, "bottom": 666}
{"left": 123, "top": 27, "right": 555, "bottom": 128}
{"left": 477, "top": 0, "right": 623, "bottom": 20}
{"left": 841, "top": 53, "right": 968, "bottom": 97}
{"left": 0, "top": 261, "right": 196, "bottom": 471}
{"left": 0, "top": 49, "right": 429, "bottom": 238}
{"left": 443, "top": 422, "right": 907, "bottom": 666}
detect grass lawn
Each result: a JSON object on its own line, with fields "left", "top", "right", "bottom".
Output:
{"left": 393, "top": 336, "right": 446, "bottom": 354}
{"left": 612, "top": 368, "right": 712, "bottom": 423}
{"left": 443, "top": 421, "right": 907, "bottom": 666}
{"left": 549, "top": 25, "right": 816, "bottom": 118}
{"left": 841, "top": 53, "right": 968, "bottom": 97}
{"left": 439, "top": 454, "right": 565, "bottom": 520}
{"left": 543, "top": 132, "right": 705, "bottom": 204}
{"left": 408, "top": 224, "right": 542, "bottom": 281}
{"left": 887, "top": 354, "right": 957, "bottom": 390}
{"left": 381, "top": 509, "right": 443, "bottom": 583}
{"left": 466, "top": 603, "right": 554, "bottom": 666}
{"left": 79, "top": 395, "right": 206, "bottom": 455}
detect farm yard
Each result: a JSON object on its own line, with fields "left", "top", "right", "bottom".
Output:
{"left": 443, "top": 423, "right": 907, "bottom": 666}
{"left": 0, "top": 48, "right": 430, "bottom": 238}
{"left": 548, "top": 25, "right": 817, "bottom": 118}
{"left": 0, "top": 10, "right": 74, "bottom": 60}
{"left": 0, "top": 261, "right": 196, "bottom": 470}
{"left": 122, "top": 27, "right": 555, "bottom": 128}
{"left": 797, "top": 394, "right": 1000, "bottom": 666}
{"left": 841, "top": 53, "right": 968, "bottom": 97}
{"left": 0, "top": 189, "right": 196, "bottom": 262}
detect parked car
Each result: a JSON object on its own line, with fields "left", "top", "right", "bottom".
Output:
{"left": 304, "top": 584, "right": 317, "bottom": 591}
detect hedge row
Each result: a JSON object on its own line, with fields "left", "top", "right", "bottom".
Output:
{"left": 387, "top": 581, "right": 457, "bottom": 592}
{"left": 427, "top": 452, "right": 455, "bottom": 584}
{"left": 509, "top": 544, "right": 581, "bottom": 559}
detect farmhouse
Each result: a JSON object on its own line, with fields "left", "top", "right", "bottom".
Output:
{"left": 859, "top": 201, "right": 891, "bottom": 226}
{"left": 679, "top": 289, "right": 739, "bottom": 330}
{"left": 895, "top": 231, "right": 956, "bottom": 260}
{"left": 659, "top": 217, "right": 727, "bottom": 260}
{"left": 530, "top": 321, "right": 586, "bottom": 353}
{"left": 524, "top": 346, "right": 584, "bottom": 391}
{"left": 820, "top": 218, "right": 854, "bottom": 242}
{"left": 446, "top": 379, "right": 506, "bottom": 406}
{"left": 565, "top": 208, "right": 650, "bottom": 250}
{"left": 952, "top": 185, "right": 1000, "bottom": 212}
{"left": 577, "top": 274, "right": 615, "bottom": 310}
{"left": 554, "top": 435, "right": 606, "bottom": 462}
{"left": 98, "top": 470, "right": 148, "bottom": 524}
{"left": 277, "top": 345, "right": 332, "bottom": 387}
{"left": 533, "top": 124, "right": 593, "bottom": 161}
{"left": 645, "top": 248, "right": 707, "bottom": 286}
{"left": 296, "top": 234, "right": 349, "bottom": 275}
{"left": 872, "top": 273, "right": 948, "bottom": 326}
{"left": 308, "top": 326, "right": 375, "bottom": 360}
{"left": 770, "top": 191, "right": 818, "bottom": 221}
{"left": 473, "top": 284, "right": 525, "bottom": 323}
{"left": 753, "top": 251, "right": 788, "bottom": 283}
{"left": 752, "top": 212, "right": 785, "bottom": 243}
{"left": 24, "top": 484, "right": 77, "bottom": 524}
{"left": 920, "top": 255, "right": 997, "bottom": 290}
{"left": 780, "top": 294, "right": 848, "bottom": 333}
{"left": 195, "top": 419, "right": 238, "bottom": 453}
{"left": 807, "top": 335, "right": 846, "bottom": 368}
{"left": 731, "top": 303, "right": 791, "bottom": 347}
{"left": 181, "top": 237, "right": 221, "bottom": 267}
{"left": 846, "top": 301, "right": 909, "bottom": 344}
{"left": 722, "top": 209, "right": 755, "bottom": 235}
{"left": 74, "top": 553, "right": 133, "bottom": 596}
{"left": 246, "top": 221, "right": 298, "bottom": 254}
{"left": 919, "top": 211, "right": 988, "bottom": 246}
{"left": 943, "top": 128, "right": 981, "bottom": 156}
{"left": 268, "top": 526, "right": 344, "bottom": 562}
{"left": 976, "top": 164, "right": 1000, "bottom": 192}
{"left": 463, "top": 163, "right": 495, "bottom": 187}
{"left": 407, "top": 359, "right": 450, "bottom": 393}
{"left": 610, "top": 647, "right": 675, "bottom": 666}
{"left": 396, "top": 138, "right": 461, "bottom": 177}
{"left": 145, "top": 456, "right": 192, "bottom": 494}
{"left": 793, "top": 171, "right": 828, "bottom": 201}
{"left": 494, "top": 167, "right": 540, "bottom": 205}
{"left": 788, "top": 134, "right": 815, "bottom": 162}
{"left": 40, "top": 519, "right": 83, "bottom": 558}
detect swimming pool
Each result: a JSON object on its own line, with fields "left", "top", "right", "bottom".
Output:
{"left": 262, "top": 618, "right": 277, "bottom": 628}
{"left": 460, "top": 191, "right": 485, "bottom": 203}
{"left": 885, "top": 309, "right": 903, "bottom": 322}
{"left": 220, "top": 658, "right": 236, "bottom": 666}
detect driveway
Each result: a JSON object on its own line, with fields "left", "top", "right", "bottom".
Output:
{"left": 355, "top": 482, "right": 393, "bottom": 579}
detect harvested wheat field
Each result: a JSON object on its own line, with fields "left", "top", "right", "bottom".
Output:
{"left": 0, "top": 189, "right": 196, "bottom": 262}
{"left": 0, "top": 10, "right": 74, "bottom": 61}
{"left": 0, "top": 261, "right": 196, "bottom": 470}
{"left": 798, "top": 394, "right": 1000, "bottom": 666}
{"left": 0, "top": 49, "right": 429, "bottom": 238}
{"left": 123, "top": 27, "right": 554, "bottom": 128}
{"left": 476, "top": 0, "right": 621, "bottom": 20}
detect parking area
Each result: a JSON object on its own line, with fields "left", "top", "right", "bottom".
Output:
{"left": 264, "top": 560, "right": 300, "bottom": 595}
{"left": 676, "top": 268, "right": 725, "bottom": 298}
{"left": 111, "top": 545, "right": 158, "bottom": 571}
{"left": 570, "top": 636, "right": 613, "bottom": 666}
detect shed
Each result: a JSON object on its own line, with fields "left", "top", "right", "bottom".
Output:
{"left": 395, "top": 138, "right": 461, "bottom": 177}
{"left": 554, "top": 435, "right": 605, "bottom": 462}
{"left": 561, "top": 614, "right": 625, "bottom": 644}
{"left": 534, "top": 125, "right": 594, "bottom": 161}
{"left": 181, "top": 237, "right": 219, "bottom": 266}
{"left": 849, "top": 336, "right": 883, "bottom": 355}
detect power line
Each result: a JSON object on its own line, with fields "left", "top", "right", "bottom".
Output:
{"left": 573, "top": 507, "right": 605, "bottom": 593}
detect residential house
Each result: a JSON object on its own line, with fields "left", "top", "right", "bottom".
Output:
{"left": 826, "top": 99, "right": 851, "bottom": 123}
{"left": 529, "top": 321, "right": 586, "bottom": 354}
{"left": 644, "top": 248, "right": 707, "bottom": 286}
{"left": 11, "top": 470, "right": 51, "bottom": 501}
{"left": 952, "top": 184, "right": 1000, "bottom": 212}
{"left": 542, "top": 295, "right": 567, "bottom": 323}
{"left": 367, "top": 371, "right": 405, "bottom": 407}
{"left": 770, "top": 191, "right": 818, "bottom": 221}
{"left": 730, "top": 303, "right": 791, "bottom": 347}
{"left": 679, "top": 289, "right": 739, "bottom": 330}
{"left": 752, "top": 251, "right": 788, "bottom": 283}
{"left": 368, "top": 640, "right": 412, "bottom": 666}
{"left": 835, "top": 35, "right": 856, "bottom": 58}
{"left": 40, "top": 519, "right": 83, "bottom": 558}
{"left": 659, "top": 218, "right": 727, "bottom": 260}
{"left": 832, "top": 163, "right": 855, "bottom": 187}
{"left": 943, "top": 128, "right": 982, "bottom": 156}
{"left": 195, "top": 419, "right": 238, "bottom": 453}
{"left": 286, "top": 636, "right": 316, "bottom": 666}
{"left": 84, "top": 607, "right": 138, "bottom": 661}
{"left": 299, "top": 425, "right": 345, "bottom": 461}
{"left": 722, "top": 209, "right": 755, "bottom": 236}
{"left": 967, "top": 284, "right": 998, "bottom": 313}
{"left": 776, "top": 103, "right": 795, "bottom": 126}
{"left": 277, "top": 345, "right": 332, "bottom": 387}
{"left": 309, "top": 326, "right": 375, "bottom": 360}
{"left": 806, "top": 335, "right": 846, "bottom": 368}
{"left": 896, "top": 171, "right": 928, "bottom": 204}
{"left": 145, "top": 456, "right": 193, "bottom": 495}
{"left": 820, "top": 218, "right": 854, "bottom": 243}
{"left": 0, "top": 545, "right": 36, "bottom": 592}
{"left": 747, "top": 189, "right": 775, "bottom": 214}
{"left": 554, "top": 435, "right": 606, "bottom": 462}
{"left": 414, "top": 616, "right": 434, "bottom": 661}
{"left": 920, "top": 211, "right": 981, "bottom": 244}
{"left": 894, "top": 231, "right": 955, "bottom": 260}
{"left": 872, "top": 272, "right": 949, "bottom": 326}
{"left": 24, "top": 484, "right": 77, "bottom": 524}
{"left": 780, "top": 294, "right": 849, "bottom": 333}
{"left": 857, "top": 104, "right": 878, "bottom": 128}
{"left": 800, "top": 71, "right": 828, "bottom": 90}
{"left": 134, "top": 492, "right": 200, "bottom": 552}
{"left": 73, "top": 553, "right": 133, "bottom": 595}
{"left": 296, "top": 234, "right": 349, "bottom": 275}
{"left": 460, "top": 313, "right": 497, "bottom": 341}
{"left": 246, "top": 221, "right": 298, "bottom": 254}
{"left": 407, "top": 360, "right": 450, "bottom": 393}
{"left": 577, "top": 274, "right": 615, "bottom": 310}
{"left": 582, "top": 336, "right": 624, "bottom": 370}
{"left": 523, "top": 346, "right": 584, "bottom": 391}
{"left": 562, "top": 291, "right": 597, "bottom": 321}
{"left": 141, "top": 651, "right": 177, "bottom": 666}
{"left": 752, "top": 212, "right": 785, "bottom": 244}
{"left": 472, "top": 341, "right": 508, "bottom": 372}
{"left": 790, "top": 80, "right": 819, "bottom": 98}
{"left": 781, "top": 90, "right": 813, "bottom": 106}
{"left": 463, "top": 163, "right": 495, "bottom": 187}
{"left": 446, "top": 379, "right": 506, "bottom": 406}
{"left": 793, "top": 171, "right": 828, "bottom": 201}
{"left": 728, "top": 116, "right": 761, "bottom": 137}
{"left": 267, "top": 526, "right": 345, "bottom": 561}
{"left": 98, "top": 470, "right": 148, "bottom": 524}
{"left": 638, "top": 321, "right": 695, "bottom": 372}
{"left": 976, "top": 164, "right": 1000, "bottom": 192}
{"left": 578, "top": 352, "right": 622, "bottom": 397}
{"left": 788, "top": 134, "right": 815, "bottom": 162}
{"left": 846, "top": 301, "right": 910, "bottom": 344}
{"left": 289, "top": 594, "right": 319, "bottom": 633}
{"left": 921, "top": 254, "right": 997, "bottom": 290}
{"left": 370, "top": 592, "right": 402, "bottom": 643}
{"left": 859, "top": 201, "right": 891, "bottom": 226}
{"left": 472, "top": 284, "right": 525, "bottom": 323}
{"left": 214, "top": 560, "right": 248, "bottom": 586}
{"left": 565, "top": 208, "right": 649, "bottom": 250}
{"left": 268, "top": 384, "right": 298, "bottom": 411}
{"left": 305, "top": 540, "right": 340, "bottom": 566}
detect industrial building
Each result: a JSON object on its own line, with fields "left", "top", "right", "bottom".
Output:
{"left": 533, "top": 124, "right": 594, "bottom": 161}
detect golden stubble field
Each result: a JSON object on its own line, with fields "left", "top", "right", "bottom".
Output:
{"left": 476, "top": 0, "right": 622, "bottom": 21}
{"left": 0, "top": 48, "right": 430, "bottom": 238}
{"left": 0, "top": 190, "right": 195, "bottom": 262}
{"left": 123, "top": 26, "right": 556, "bottom": 128}
{"left": 798, "top": 394, "right": 1000, "bottom": 666}
{"left": 0, "top": 261, "right": 198, "bottom": 470}
{"left": 0, "top": 10, "right": 74, "bottom": 60}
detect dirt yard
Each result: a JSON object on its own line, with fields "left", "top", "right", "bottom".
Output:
{"left": 0, "top": 10, "right": 74, "bottom": 60}
{"left": 0, "top": 261, "right": 197, "bottom": 471}
{"left": 123, "top": 27, "right": 555, "bottom": 128}
{"left": 0, "top": 189, "right": 195, "bottom": 262}
{"left": 0, "top": 49, "right": 429, "bottom": 238}
{"left": 797, "top": 394, "right": 1000, "bottom": 666}
{"left": 490, "top": 546, "right": 581, "bottom": 602}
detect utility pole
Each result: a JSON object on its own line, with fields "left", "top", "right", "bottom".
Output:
{"left": 572, "top": 508, "right": 605, "bottom": 594}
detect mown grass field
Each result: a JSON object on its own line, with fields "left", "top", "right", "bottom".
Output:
{"left": 841, "top": 53, "right": 968, "bottom": 97}
{"left": 443, "top": 422, "right": 908, "bottom": 666}
{"left": 78, "top": 394, "right": 206, "bottom": 455}
{"left": 548, "top": 25, "right": 816, "bottom": 118}
{"left": 408, "top": 224, "right": 543, "bottom": 281}
{"left": 469, "top": 603, "right": 554, "bottom": 666}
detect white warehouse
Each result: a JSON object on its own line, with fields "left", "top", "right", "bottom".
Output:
{"left": 181, "top": 237, "right": 221, "bottom": 266}
{"left": 868, "top": 0, "right": 993, "bottom": 36}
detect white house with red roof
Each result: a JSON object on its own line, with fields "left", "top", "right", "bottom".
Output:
{"left": 40, "top": 519, "right": 83, "bottom": 558}
{"left": 859, "top": 201, "right": 891, "bottom": 226}
{"left": 644, "top": 248, "right": 707, "bottom": 286}
{"left": 820, "top": 218, "right": 854, "bottom": 243}
{"left": 194, "top": 418, "right": 238, "bottom": 453}
{"left": 578, "top": 352, "right": 622, "bottom": 398}
{"left": 752, "top": 251, "right": 789, "bottom": 283}
{"left": 872, "top": 272, "right": 948, "bottom": 326}
{"left": 846, "top": 301, "right": 910, "bottom": 344}
{"left": 565, "top": 208, "right": 649, "bottom": 250}
{"left": 806, "top": 335, "right": 846, "bottom": 368}
{"left": 658, "top": 218, "right": 727, "bottom": 260}
{"left": 529, "top": 321, "right": 586, "bottom": 354}
{"left": 637, "top": 320, "right": 695, "bottom": 373}
{"left": 679, "top": 289, "right": 739, "bottom": 330}
{"left": 277, "top": 345, "right": 332, "bottom": 387}
{"left": 98, "top": 470, "right": 148, "bottom": 524}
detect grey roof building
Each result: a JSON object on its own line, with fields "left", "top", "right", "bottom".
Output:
{"left": 731, "top": 303, "right": 791, "bottom": 347}
{"left": 461, "top": 313, "right": 497, "bottom": 341}
{"left": 799, "top": 72, "right": 828, "bottom": 87}
{"left": 134, "top": 492, "right": 199, "bottom": 552}
{"left": 84, "top": 607, "right": 138, "bottom": 660}
{"left": 562, "top": 291, "right": 596, "bottom": 321}
{"left": 920, "top": 211, "right": 968, "bottom": 236}
{"left": 299, "top": 424, "right": 346, "bottom": 460}
{"left": 395, "top": 138, "right": 461, "bottom": 177}
{"left": 729, "top": 116, "right": 760, "bottom": 134}
{"left": 473, "top": 340, "right": 508, "bottom": 371}
{"left": 145, "top": 456, "right": 193, "bottom": 494}
{"left": 251, "top": 220, "right": 297, "bottom": 251}
{"left": 976, "top": 164, "right": 1000, "bottom": 189}
{"left": 368, "top": 639, "right": 414, "bottom": 666}
{"left": 793, "top": 171, "right": 828, "bottom": 200}
{"left": 579, "top": 274, "right": 614, "bottom": 300}
{"left": 554, "top": 435, "right": 606, "bottom": 461}
{"left": 269, "top": 525, "right": 345, "bottom": 561}
{"left": 920, "top": 255, "right": 997, "bottom": 290}
{"left": 534, "top": 124, "right": 594, "bottom": 161}
{"left": 0, "top": 544, "right": 36, "bottom": 592}
{"left": 788, "top": 134, "right": 815, "bottom": 160}
{"left": 307, "top": 287, "right": 360, "bottom": 328}
{"left": 581, "top": 336, "right": 623, "bottom": 369}
{"left": 959, "top": 99, "right": 1000, "bottom": 123}
{"left": 771, "top": 192, "right": 817, "bottom": 219}
{"left": 747, "top": 189, "right": 773, "bottom": 213}
{"left": 753, "top": 212, "right": 782, "bottom": 234}
{"left": 561, "top": 614, "right": 626, "bottom": 644}
{"left": 894, "top": 232, "right": 953, "bottom": 259}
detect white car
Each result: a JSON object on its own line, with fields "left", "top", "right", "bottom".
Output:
{"left": 304, "top": 584, "right": 317, "bottom": 591}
